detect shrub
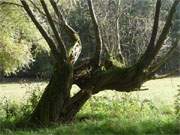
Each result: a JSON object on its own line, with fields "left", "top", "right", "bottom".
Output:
{"left": 0, "top": 84, "right": 43, "bottom": 122}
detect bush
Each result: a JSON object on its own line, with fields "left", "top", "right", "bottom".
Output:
{"left": 0, "top": 84, "right": 43, "bottom": 123}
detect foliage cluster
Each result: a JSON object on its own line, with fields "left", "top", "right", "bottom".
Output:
{"left": 0, "top": 0, "right": 49, "bottom": 75}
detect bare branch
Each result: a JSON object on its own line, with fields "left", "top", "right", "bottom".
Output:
{"left": 20, "top": 0, "right": 61, "bottom": 61}
{"left": 137, "top": 0, "right": 161, "bottom": 69}
{"left": 101, "top": 25, "right": 111, "bottom": 58}
{"left": 153, "top": 0, "right": 179, "bottom": 58}
{"left": 49, "top": 0, "right": 77, "bottom": 39}
{"left": 49, "top": 0, "right": 82, "bottom": 64}
{"left": 115, "top": 0, "right": 125, "bottom": 64}
{"left": 87, "top": 0, "right": 103, "bottom": 67}
{"left": 147, "top": 39, "right": 179, "bottom": 77}
{"left": 147, "top": 0, "right": 161, "bottom": 50}
{"left": 29, "top": 0, "right": 45, "bottom": 16}
{"left": 137, "top": 0, "right": 179, "bottom": 73}
{"left": 116, "top": 17, "right": 125, "bottom": 64}
{"left": 40, "top": 0, "right": 67, "bottom": 61}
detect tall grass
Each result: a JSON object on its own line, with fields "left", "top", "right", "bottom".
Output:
{"left": 0, "top": 85, "right": 179, "bottom": 135}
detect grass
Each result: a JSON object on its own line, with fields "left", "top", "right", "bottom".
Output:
{"left": 0, "top": 77, "right": 180, "bottom": 135}
{"left": 0, "top": 96, "right": 179, "bottom": 135}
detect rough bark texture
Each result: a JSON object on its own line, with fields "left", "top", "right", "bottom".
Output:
{"left": 30, "top": 63, "right": 73, "bottom": 124}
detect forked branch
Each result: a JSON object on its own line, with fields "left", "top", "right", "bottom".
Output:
{"left": 20, "top": 0, "right": 61, "bottom": 62}
{"left": 147, "top": 39, "right": 180, "bottom": 77}
{"left": 138, "top": 0, "right": 161, "bottom": 70}
{"left": 152, "top": 0, "right": 179, "bottom": 59}
{"left": 50, "top": 0, "right": 82, "bottom": 64}
{"left": 139, "top": 0, "right": 179, "bottom": 71}
{"left": 40, "top": 0, "right": 67, "bottom": 61}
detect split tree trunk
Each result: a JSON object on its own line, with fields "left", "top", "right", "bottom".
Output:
{"left": 29, "top": 62, "right": 91, "bottom": 125}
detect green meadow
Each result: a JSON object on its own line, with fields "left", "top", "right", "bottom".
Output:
{"left": 0, "top": 77, "right": 179, "bottom": 135}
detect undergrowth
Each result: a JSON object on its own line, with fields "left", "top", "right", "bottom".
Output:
{"left": 0, "top": 84, "right": 179, "bottom": 135}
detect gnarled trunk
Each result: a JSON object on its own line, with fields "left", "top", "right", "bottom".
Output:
{"left": 29, "top": 63, "right": 91, "bottom": 125}
{"left": 29, "top": 63, "right": 73, "bottom": 124}
{"left": 18, "top": 0, "right": 179, "bottom": 126}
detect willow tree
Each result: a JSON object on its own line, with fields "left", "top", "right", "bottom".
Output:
{"left": 0, "top": 0, "right": 49, "bottom": 76}
{"left": 3, "top": 0, "right": 179, "bottom": 125}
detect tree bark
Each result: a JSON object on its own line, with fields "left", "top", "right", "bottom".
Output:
{"left": 62, "top": 90, "right": 91, "bottom": 122}
{"left": 29, "top": 62, "right": 92, "bottom": 125}
{"left": 29, "top": 63, "right": 73, "bottom": 125}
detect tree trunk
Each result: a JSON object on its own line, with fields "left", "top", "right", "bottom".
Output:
{"left": 29, "top": 62, "right": 92, "bottom": 125}
{"left": 29, "top": 63, "right": 74, "bottom": 125}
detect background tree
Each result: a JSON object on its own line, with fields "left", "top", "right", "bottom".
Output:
{"left": 0, "top": 0, "right": 50, "bottom": 76}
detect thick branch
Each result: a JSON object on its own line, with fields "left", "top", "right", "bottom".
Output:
{"left": 68, "top": 41, "right": 82, "bottom": 64}
{"left": 40, "top": 0, "right": 67, "bottom": 61}
{"left": 115, "top": 1, "right": 125, "bottom": 64}
{"left": 147, "top": 39, "right": 179, "bottom": 77}
{"left": 140, "top": 0, "right": 179, "bottom": 71}
{"left": 20, "top": 0, "right": 61, "bottom": 61}
{"left": 29, "top": 0, "right": 45, "bottom": 16}
{"left": 25, "top": 1, "right": 62, "bottom": 28}
{"left": 49, "top": 0, "right": 77, "bottom": 40}
{"left": 49, "top": 0, "right": 82, "bottom": 64}
{"left": 153, "top": 0, "right": 180, "bottom": 57}
{"left": 137, "top": 0, "right": 161, "bottom": 70}
{"left": 153, "top": 0, "right": 179, "bottom": 57}
{"left": 62, "top": 89, "right": 91, "bottom": 121}
{"left": 87, "top": 0, "right": 103, "bottom": 67}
